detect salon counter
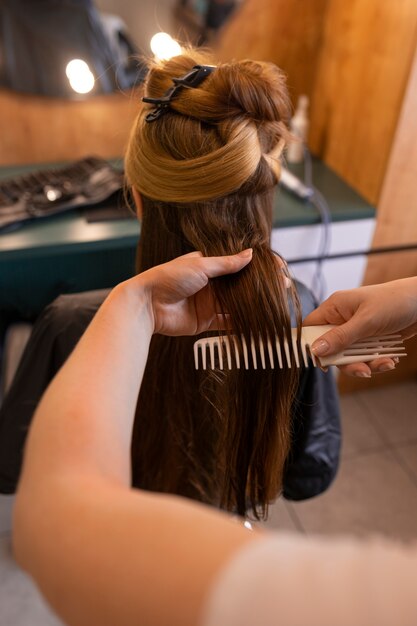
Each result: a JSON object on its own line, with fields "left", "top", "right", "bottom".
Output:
{"left": 0, "top": 158, "right": 375, "bottom": 320}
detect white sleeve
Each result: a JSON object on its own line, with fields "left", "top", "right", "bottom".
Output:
{"left": 200, "top": 532, "right": 417, "bottom": 626}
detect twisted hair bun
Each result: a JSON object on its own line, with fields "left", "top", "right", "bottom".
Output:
{"left": 126, "top": 49, "right": 291, "bottom": 202}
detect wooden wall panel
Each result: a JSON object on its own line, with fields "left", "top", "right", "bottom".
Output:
{"left": 218, "top": 0, "right": 417, "bottom": 205}
{"left": 337, "top": 41, "right": 417, "bottom": 393}
{"left": 308, "top": 0, "right": 417, "bottom": 204}
{"left": 216, "top": 0, "right": 328, "bottom": 105}
{"left": 364, "top": 42, "right": 417, "bottom": 285}
{"left": 218, "top": 0, "right": 417, "bottom": 390}
{"left": 0, "top": 88, "right": 141, "bottom": 166}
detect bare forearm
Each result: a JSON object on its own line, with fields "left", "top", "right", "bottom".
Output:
{"left": 13, "top": 252, "right": 258, "bottom": 626}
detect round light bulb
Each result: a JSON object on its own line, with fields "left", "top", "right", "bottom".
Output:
{"left": 150, "top": 32, "right": 181, "bottom": 60}
{"left": 66, "top": 59, "right": 95, "bottom": 94}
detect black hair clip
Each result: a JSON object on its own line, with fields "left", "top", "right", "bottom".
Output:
{"left": 142, "top": 65, "right": 215, "bottom": 122}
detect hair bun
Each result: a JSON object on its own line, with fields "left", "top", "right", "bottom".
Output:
{"left": 211, "top": 60, "right": 291, "bottom": 124}
{"left": 144, "top": 52, "right": 290, "bottom": 129}
{"left": 130, "top": 50, "right": 291, "bottom": 201}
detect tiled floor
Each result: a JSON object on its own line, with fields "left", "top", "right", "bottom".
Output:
{"left": 263, "top": 381, "right": 417, "bottom": 541}
{"left": 1, "top": 380, "right": 417, "bottom": 624}
{"left": 0, "top": 497, "right": 64, "bottom": 625}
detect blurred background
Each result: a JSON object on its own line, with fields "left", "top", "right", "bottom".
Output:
{"left": 1, "top": 4, "right": 417, "bottom": 624}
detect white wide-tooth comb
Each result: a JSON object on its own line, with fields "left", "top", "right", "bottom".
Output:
{"left": 193, "top": 325, "right": 407, "bottom": 370}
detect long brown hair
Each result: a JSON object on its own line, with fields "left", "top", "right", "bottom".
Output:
{"left": 125, "top": 49, "right": 302, "bottom": 519}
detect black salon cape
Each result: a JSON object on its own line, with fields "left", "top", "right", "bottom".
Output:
{"left": 0, "top": 281, "right": 341, "bottom": 499}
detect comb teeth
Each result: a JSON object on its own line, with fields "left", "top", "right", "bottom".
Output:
{"left": 193, "top": 332, "right": 317, "bottom": 371}
{"left": 193, "top": 326, "right": 407, "bottom": 371}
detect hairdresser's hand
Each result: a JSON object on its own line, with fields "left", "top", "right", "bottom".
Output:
{"left": 303, "top": 277, "right": 417, "bottom": 377}
{"left": 137, "top": 249, "right": 252, "bottom": 336}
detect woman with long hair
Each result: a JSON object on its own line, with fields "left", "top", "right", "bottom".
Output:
{"left": 0, "top": 48, "right": 340, "bottom": 517}
{"left": 126, "top": 49, "right": 309, "bottom": 519}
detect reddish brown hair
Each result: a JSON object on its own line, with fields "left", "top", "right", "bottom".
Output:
{"left": 126, "top": 49, "right": 301, "bottom": 519}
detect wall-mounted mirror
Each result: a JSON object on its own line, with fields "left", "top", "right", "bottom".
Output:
{"left": 0, "top": 0, "right": 243, "bottom": 99}
{"left": 0, "top": 0, "right": 149, "bottom": 98}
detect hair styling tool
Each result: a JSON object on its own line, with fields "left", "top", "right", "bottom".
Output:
{"left": 142, "top": 64, "right": 215, "bottom": 122}
{"left": 280, "top": 167, "right": 314, "bottom": 200}
{"left": 193, "top": 326, "right": 406, "bottom": 370}
{"left": 0, "top": 157, "right": 124, "bottom": 233}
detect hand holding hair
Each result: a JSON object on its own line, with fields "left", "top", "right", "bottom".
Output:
{"left": 135, "top": 248, "right": 253, "bottom": 336}
{"left": 14, "top": 249, "right": 257, "bottom": 626}
{"left": 303, "top": 277, "right": 417, "bottom": 377}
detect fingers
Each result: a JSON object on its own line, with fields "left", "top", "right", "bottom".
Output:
{"left": 337, "top": 357, "right": 397, "bottom": 378}
{"left": 207, "top": 313, "right": 232, "bottom": 332}
{"left": 309, "top": 318, "right": 368, "bottom": 359}
{"left": 303, "top": 308, "right": 329, "bottom": 326}
{"left": 338, "top": 363, "right": 372, "bottom": 378}
{"left": 303, "top": 298, "right": 346, "bottom": 327}
{"left": 175, "top": 249, "right": 253, "bottom": 276}
{"left": 368, "top": 357, "right": 397, "bottom": 374}
{"left": 193, "top": 249, "right": 253, "bottom": 279}
{"left": 273, "top": 254, "right": 292, "bottom": 289}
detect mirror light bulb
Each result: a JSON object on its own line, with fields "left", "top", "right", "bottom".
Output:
{"left": 150, "top": 32, "right": 181, "bottom": 60}
{"left": 66, "top": 59, "right": 95, "bottom": 94}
